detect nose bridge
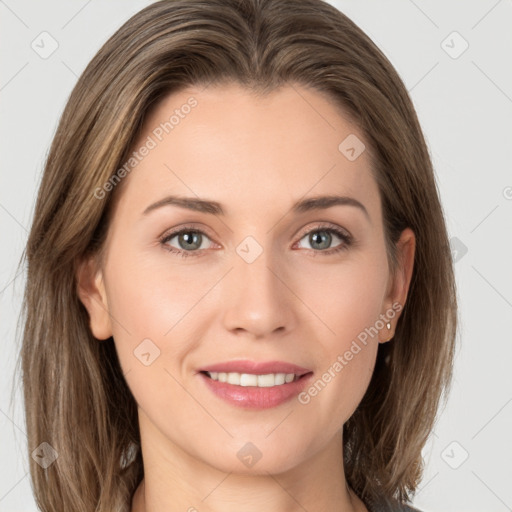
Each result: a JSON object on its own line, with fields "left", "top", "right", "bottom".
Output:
{"left": 221, "top": 234, "right": 294, "bottom": 337}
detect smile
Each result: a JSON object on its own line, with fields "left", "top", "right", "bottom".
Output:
{"left": 199, "top": 370, "right": 313, "bottom": 409}
{"left": 204, "top": 371, "right": 299, "bottom": 387}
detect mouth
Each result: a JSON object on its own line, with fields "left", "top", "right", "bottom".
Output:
{"left": 198, "top": 359, "right": 312, "bottom": 376}
{"left": 200, "top": 370, "right": 310, "bottom": 387}
{"left": 197, "top": 360, "right": 314, "bottom": 409}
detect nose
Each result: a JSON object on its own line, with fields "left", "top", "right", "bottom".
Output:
{"left": 221, "top": 245, "right": 297, "bottom": 339}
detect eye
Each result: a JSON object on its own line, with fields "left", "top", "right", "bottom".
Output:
{"left": 159, "top": 223, "right": 353, "bottom": 258}
{"left": 295, "top": 224, "right": 352, "bottom": 255}
{"left": 160, "top": 227, "right": 215, "bottom": 258}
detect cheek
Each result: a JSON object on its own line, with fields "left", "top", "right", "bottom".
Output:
{"left": 293, "top": 250, "right": 388, "bottom": 345}
{"left": 105, "top": 242, "right": 215, "bottom": 330}
{"left": 103, "top": 245, "right": 219, "bottom": 376}
{"left": 293, "top": 253, "right": 387, "bottom": 419}
{"left": 102, "top": 249, "right": 214, "bottom": 426}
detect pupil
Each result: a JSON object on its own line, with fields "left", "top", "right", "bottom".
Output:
{"left": 311, "top": 231, "right": 330, "bottom": 250}
{"left": 181, "top": 231, "right": 200, "bottom": 249}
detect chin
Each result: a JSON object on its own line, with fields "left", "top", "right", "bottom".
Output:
{"left": 196, "top": 438, "right": 307, "bottom": 476}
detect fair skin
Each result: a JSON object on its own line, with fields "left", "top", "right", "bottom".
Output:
{"left": 78, "top": 82, "right": 415, "bottom": 512}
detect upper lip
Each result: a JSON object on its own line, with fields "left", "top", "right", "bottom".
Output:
{"left": 199, "top": 360, "right": 312, "bottom": 376}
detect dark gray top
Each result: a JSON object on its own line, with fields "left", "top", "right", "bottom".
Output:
{"left": 364, "top": 496, "right": 422, "bottom": 512}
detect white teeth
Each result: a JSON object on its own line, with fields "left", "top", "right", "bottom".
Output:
{"left": 240, "top": 373, "right": 258, "bottom": 386}
{"left": 206, "top": 371, "right": 298, "bottom": 387}
{"left": 226, "top": 372, "right": 240, "bottom": 385}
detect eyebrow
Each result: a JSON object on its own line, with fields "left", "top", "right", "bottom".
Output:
{"left": 142, "top": 194, "right": 370, "bottom": 221}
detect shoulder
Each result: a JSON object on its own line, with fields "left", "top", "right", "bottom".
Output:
{"left": 364, "top": 495, "right": 423, "bottom": 512}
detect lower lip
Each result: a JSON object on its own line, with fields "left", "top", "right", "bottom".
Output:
{"left": 199, "top": 372, "right": 314, "bottom": 409}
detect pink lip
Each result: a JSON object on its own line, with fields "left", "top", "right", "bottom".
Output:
{"left": 197, "top": 360, "right": 314, "bottom": 410}
{"left": 199, "top": 372, "right": 313, "bottom": 409}
{"left": 198, "top": 360, "right": 312, "bottom": 376}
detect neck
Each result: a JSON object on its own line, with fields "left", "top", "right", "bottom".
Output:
{"left": 131, "top": 412, "right": 367, "bottom": 512}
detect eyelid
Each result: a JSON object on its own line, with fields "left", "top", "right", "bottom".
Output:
{"left": 294, "top": 221, "right": 352, "bottom": 242}
{"left": 159, "top": 223, "right": 217, "bottom": 241}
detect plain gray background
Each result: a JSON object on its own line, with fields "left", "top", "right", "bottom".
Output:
{"left": 1, "top": 1, "right": 511, "bottom": 510}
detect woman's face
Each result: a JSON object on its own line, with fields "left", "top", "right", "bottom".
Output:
{"left": 79, "top": 82, "right": 414, "bottom": 476}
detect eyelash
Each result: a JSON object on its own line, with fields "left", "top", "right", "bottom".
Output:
{"left": 159, "top": 223, "right": 353, "bottom": 258}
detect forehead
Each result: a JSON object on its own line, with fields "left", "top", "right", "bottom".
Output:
{"left": 113, "top": 82, "right": 381, "bottom": 223}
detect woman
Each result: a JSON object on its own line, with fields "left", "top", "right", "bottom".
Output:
{"left": 19, "top": 1, "right": 457, "bottom": 511}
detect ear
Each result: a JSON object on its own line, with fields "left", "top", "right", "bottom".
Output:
{"left": 379, "top": 227, "right": 416, "bottom": 343}
{"left": 76, "top": 256, "right": 113, "bottom": 340}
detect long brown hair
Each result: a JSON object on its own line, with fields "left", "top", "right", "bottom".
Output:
{"left": 17, "top": 0, "right": 457, "bottom": 510}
